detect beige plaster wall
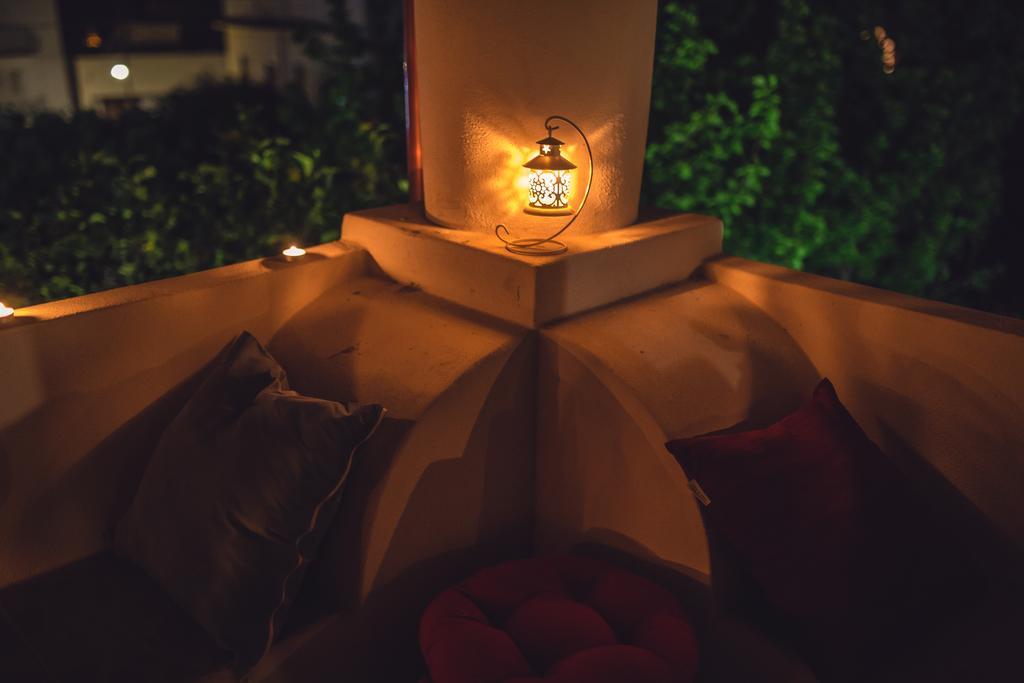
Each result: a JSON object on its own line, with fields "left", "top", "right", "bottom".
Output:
{"left": 3, "top": 221, "right": 1021, "bottom": 623}
{"left": 265, "top": 276, "right": 535, "bottom": 604}
{"left": 0, "top": 245, "right": 535, "bottom": 599}
{"left": 707, "top": 256, "right": 1024, "bottom": 549}
{"left": 415, "top": 0, "right": 658, "bottom": 235}
{"left": 342, "top": 204, "right": 722, "bottom": 328}
{"left": 0, "top": 243, "right": 370, "bottom": 586}
{"left": 538, "top": 279, "right": 821, "bottom": 581}
{"left": 258, "top": 312, "right": 538, "bottom": 683}
{"left": 0, "top": 245, "right": 538, "bottom": 682}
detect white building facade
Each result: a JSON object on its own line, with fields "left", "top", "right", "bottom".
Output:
{"left": 73, "top": 51, "right": 224, "bottom": 113}
{"left": 221, "top": 0, "right": 341, "bottom": 100}
{"left": 0, "top": 0, "right": 73, "bottom": 113}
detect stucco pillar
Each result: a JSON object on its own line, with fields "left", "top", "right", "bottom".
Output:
{"left": 414, "top": 0, "right": 659, "bottom": 235}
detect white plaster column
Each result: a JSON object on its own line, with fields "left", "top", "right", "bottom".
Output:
{"left": 414, "top": 0, "right": 659, "bottom": 235}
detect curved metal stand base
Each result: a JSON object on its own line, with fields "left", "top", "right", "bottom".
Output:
{"left": 495, "top": 115, "right": 593, "bottom": 258}
{"left": 501, "top": 238, "right": 568, "bottom": 257}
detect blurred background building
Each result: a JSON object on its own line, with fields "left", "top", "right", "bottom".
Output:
{"left": 0, "top": 0, "right": 73, "bottom": 113}
{"left": 220, "top": 0, "right": 347, "bottom": 100}
{"left": 60, "top": 0, "right": 225, "bottom": 115}
{"left": 0, "top": 0, "right": 367, "bottom": 116}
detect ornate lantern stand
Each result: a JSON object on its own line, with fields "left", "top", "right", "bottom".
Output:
{"left": 496, "top": 115, "right": 593, "bottom": 256}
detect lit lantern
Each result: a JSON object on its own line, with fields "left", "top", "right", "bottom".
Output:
{"left": 523, "top": 127, "right": 577, "bottom": 216}
{"left": 496, "top": 115, "right": 593, "bottom": 256}
{"left": 0, "top": 302, "right": 13, "bottom": 318}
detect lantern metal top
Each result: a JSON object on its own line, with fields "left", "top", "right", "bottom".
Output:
{"left": 524, "top": 126, "right": 577, "bottom": 171}
{"left": 523, "top": 154, "right": 577, "bottom": 171}
{"left": 536, "top": 135, "right": 565, "bottom": 146}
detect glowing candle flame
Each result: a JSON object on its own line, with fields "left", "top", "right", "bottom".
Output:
{"left": 282, "top": 245, "right": 306, "bottom": 258}
{"left": 0, "top": 302, "right": 13, "bottom": 318}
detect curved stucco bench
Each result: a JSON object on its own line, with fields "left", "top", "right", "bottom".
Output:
{"left": 258, "top": 275, "right": 537, "bottom": 681}
{"left": 0, "top": 248, "right": 536, "bottom": 682}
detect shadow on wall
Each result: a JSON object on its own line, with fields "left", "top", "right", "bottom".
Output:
{"left": 863, "top": 377, "right": 1024, "bottom": 572}
{"left": 274, "top": 336, "right": 539, "bottom": 682}
{"left": 708, "top": 257, "right": 1024, "bottom": 549}
{"left": 534, "top": 276, "right": 823, "bottom": 580}
{"left": 0, "top": 359, "right": 208, "bottom": 586}
{"left": 568, "top": 278, "right": 821, "bottom": 437}
{"left": 681, "top": 309, "right": 816, "bottom": 431}
{"left": 0, "top": 317, "right": 49, "bottom": 431}
{"left": 370, "top": 335, "right": 537, "bottom": 588}
{"left": 267, "top": 288, "right": 370, "bottom": 408}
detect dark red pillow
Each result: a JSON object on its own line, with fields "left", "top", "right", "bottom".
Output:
{"left": 666, "top": 379, "right": 950, "bottom": 673}
{"left": 419, "top": 556, "right": 699, "bottom": 683}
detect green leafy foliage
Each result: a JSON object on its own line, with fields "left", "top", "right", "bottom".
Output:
{"left": 644, "top": 0, "right": 1024, "bottom": 316}
{"left": 0, "top": 4, "right": 406, "bottom": 307}
{"left": 2, "top": 0, "right": 1021, "bottom": 318}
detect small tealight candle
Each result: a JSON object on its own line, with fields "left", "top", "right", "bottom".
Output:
{"left": 0, "top": 302, "right": 13, "bottom": 318}
{"left": 281, "top": 245, "right": 306, "bottom": 262}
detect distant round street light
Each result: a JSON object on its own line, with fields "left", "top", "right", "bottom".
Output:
{"left": 110, "top": 64, "right": 130, "bottom": 80}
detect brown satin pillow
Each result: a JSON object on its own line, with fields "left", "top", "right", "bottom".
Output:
{"left": 115, "top": 331, "right": 385, "bottom": 678}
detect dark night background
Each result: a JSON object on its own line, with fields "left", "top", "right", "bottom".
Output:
{"left": 1, "top": 0, "right": 1022, "bottom": 317}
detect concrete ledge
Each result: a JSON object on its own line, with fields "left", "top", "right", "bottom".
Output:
{"left": 342, "top": 204, "right": 723, "bottom": 328}
{"left": 0, "top": 240, "right": 369, "bottom": 328}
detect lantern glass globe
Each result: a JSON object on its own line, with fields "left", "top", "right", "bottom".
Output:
{"left": 523, "top": 129, "right": 577, "bottom": 216}
{"left": 526, "top": 169, "right": 573, "bottom": 215}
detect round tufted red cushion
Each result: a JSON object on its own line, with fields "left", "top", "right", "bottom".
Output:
{"left": 420, "top": 556, "right": 699, "bottom": 683}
